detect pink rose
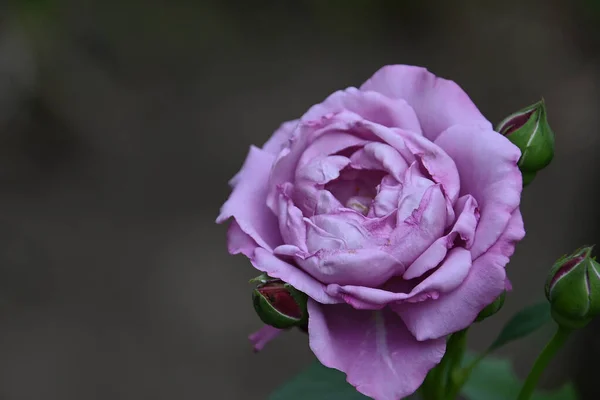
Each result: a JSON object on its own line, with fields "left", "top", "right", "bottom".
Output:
{"left": 217, "top": 65, "right": 524, "bottom": 400}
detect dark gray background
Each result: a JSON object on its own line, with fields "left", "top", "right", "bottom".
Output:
{"left": 0, "top": 1, "right": 599, "bottom": 399}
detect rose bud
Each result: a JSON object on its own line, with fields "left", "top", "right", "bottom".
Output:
{"left": 545, "top": 245, "right": 600, "bottom": 330}
{"left": 252, "top": 278, "right": 308, "bottom": 329}
{"left": 496, "top": 99, "right": 555, "bottom": 186}
{"left": 475, "top": 291, "right": 506, "bottom": 322}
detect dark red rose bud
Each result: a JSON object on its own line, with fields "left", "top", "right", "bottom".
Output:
{"left": 252, "top": 277, "right": 308, "bottom": 329}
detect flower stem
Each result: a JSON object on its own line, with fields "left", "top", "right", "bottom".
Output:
{"left": 442, "top": 329, "right": 469, "bottom": 400}
{"left": 517, "top": 326, "right": 571, "bottom": 400}
{"left": 420, "top": 328, "right": 469, "bottom": 400}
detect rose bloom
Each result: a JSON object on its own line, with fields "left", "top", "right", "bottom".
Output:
{"left": 217, "top": 65, "right": 524, "bottom": 400}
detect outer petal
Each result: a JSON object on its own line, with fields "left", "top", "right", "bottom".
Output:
{"left": 252, "top": 248, "right": 340, "bottom": 304}
{"left": 308, "top": 301, "right": 445, "bottom": 400}
{"left": 217, "top": 146, "right": 282, "bottom": 251}
{"left": 226, "top": 220, "right": 258, "bottom": 258}
{"left": 248, "top": 325, "right": 282, "bottom": 352}
{"left": 229, "top": 120, "right": 297, "bottom": 188}
{"left": 263, "top": 119, "right": 299, "bottom": 155}
{"left": 360, "top": 65, "right": 491, "bottom": 141}
{"left": 395, "top": 209, "right": 525, "bottom": 341}
{"left": 435, "top": 125, "right": 522, "bottom": 259}
{"left": 302, "top": 87, "right": 422, "bottom": 133}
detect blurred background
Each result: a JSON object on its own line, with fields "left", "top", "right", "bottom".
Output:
{"left": 0, "top": 0, "right": 599, "bottom": 399}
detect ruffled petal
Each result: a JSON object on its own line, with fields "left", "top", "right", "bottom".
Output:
{"left": 263, "top": 119, "right": 299, "bottom": 155}
{"left": 267, "top": 115, "right": 369, "bottom": 214}
{"left": 389, "top": 184, "right": 447, "bottom": 265}
{"left": 292, "top": 155, "right": 351, "bottom": 216}
{"left": 395, "top": 209, "right": 525, "bottom": 340}
{"left": 217, "top": 146, "right": 282, "bottom": 251}
{"left": 349, "top": 142, "right": 409, "bottom": 181}
{"left": 403, "top": 195, "right": 479, "bottom": 280}
{"left": 360, "top": 65, "right": 491, "bottom": 141}
{"left": 308, "top": 301, "right": 445, "bottom": 400}
{"left": 325, "top": 247, "right": 472, "bottom": 309}
{"left": 276, "top": 188, "right": 308, "bottom": 252}
{"left": 397, "top": 128, "right": 460, "bottom": 206}
{"left": 370, "top": 175, "right": 401, "bottom": 218}
{"left": 252, "top": 248, "right": 340, "bottom": 304}
{"left": 296, "top": 246, "right": 402, "bottom": 287}
{"left": 435, "top": 125, "right": 522, "bottom": 259}
{"left": 302, "top": 87, "right": 422, "bottom": 133}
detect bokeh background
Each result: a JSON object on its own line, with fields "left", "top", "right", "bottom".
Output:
{"left": 0, "top": 0, "right": 599, "bottom": 399}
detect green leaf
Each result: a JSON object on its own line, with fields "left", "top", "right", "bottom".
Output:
{"left": 488, "top": 302, "right": 552, "bottom": 352}
{"left": 269, "top": 361, "right": 420, "bottom": 400}
{"left": 462, "top": 354, "right": 578, "bottom": 400}
{"left": 269, "top": 362, "right": 368, "bottom": 400}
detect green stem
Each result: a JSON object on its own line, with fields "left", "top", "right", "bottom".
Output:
{"left": 516, "top": 327, "right": 571, "bottom": 400}
{"left": 420, "top": 329, "right": 469, "bottom": 400}
{"left": 447, "top": 349, "right": 488, "bottom": 397}
{"left": 443, "top": 329, "right": 469, "bottom": 400}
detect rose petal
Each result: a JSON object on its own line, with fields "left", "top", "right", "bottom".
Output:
{"left": 263, "top": 119, "right": 299, "bottom": 155}
{"left": 403, "top": 195, "right": 479, "bottom": 280}
{"left": 308, "top": 301, "right": 445, "bottom": 400}
{"left": 296, "top": 246, "right": 402, "bottom": 287}
{"left": 252, "top": 247, "right": 340, "bottom": 304}
{"left": 293, "top": 155, "right": 351, "bottom": 216}
{"left": 350, "top": 142, "right": 410, "bottom": 181}
{"left": 396, "top": 163, "right": 435, "bottom": 222}
{"left": 226, "top": 220, "right": 258, "bottom": 258}
{"left": 296, "top": 155, "right": 351, "bottom": 185}
{"left": 370, "top": 175, "right": 402, "bottom": 218}
{"left": 217, "top": 146, "right": 282, "bottom": 251}
{"left": 277, "top": 189, "right": 308, "bottom": 252}
{"left": 249, "top": 325, "right": 282, "bottom": 352}
{"left": 390, "top": 184, "right": 447, "bottom": 263}
{"left": 395, "top": 209, "right": 525, "bottom": 340}
{"left": 435, "top": 125, "right": 522, "bottom": 259}
{"left": 397, "top": 128, "right": 460, "bottom": 206}
{"left": 302, "top": 87, "right": 422, "bottom": 133}
{"left": 354, "top": 120, "right": 415, "bottom": 163}
{"left": 325, "top": 247, "right": 472, "bottom": 308}
{"left": 360, "top": 65, "right": 491, "bottom": 141}
{"left": 307, "top": 211, "right": 370, "bottom": 250}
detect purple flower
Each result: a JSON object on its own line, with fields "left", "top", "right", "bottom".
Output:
{"left": 217, "top": 65, "right": 525, "bottom": 400}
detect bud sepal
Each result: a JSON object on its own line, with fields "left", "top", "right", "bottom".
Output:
{"left": 476, "top": 291, "right": 506, "bottom": 322}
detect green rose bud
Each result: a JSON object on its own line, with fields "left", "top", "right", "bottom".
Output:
{"left": 545, "top": 245, "right": 600, "bottom": 330}
{"left": 252, "top": 276, "right": 308, "bottom": 329}
{"left": 475, "top": 291, "right": 506, "bottom": 322}
{"left": 496, "top": 99, "right": 555, "bottom": 186}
